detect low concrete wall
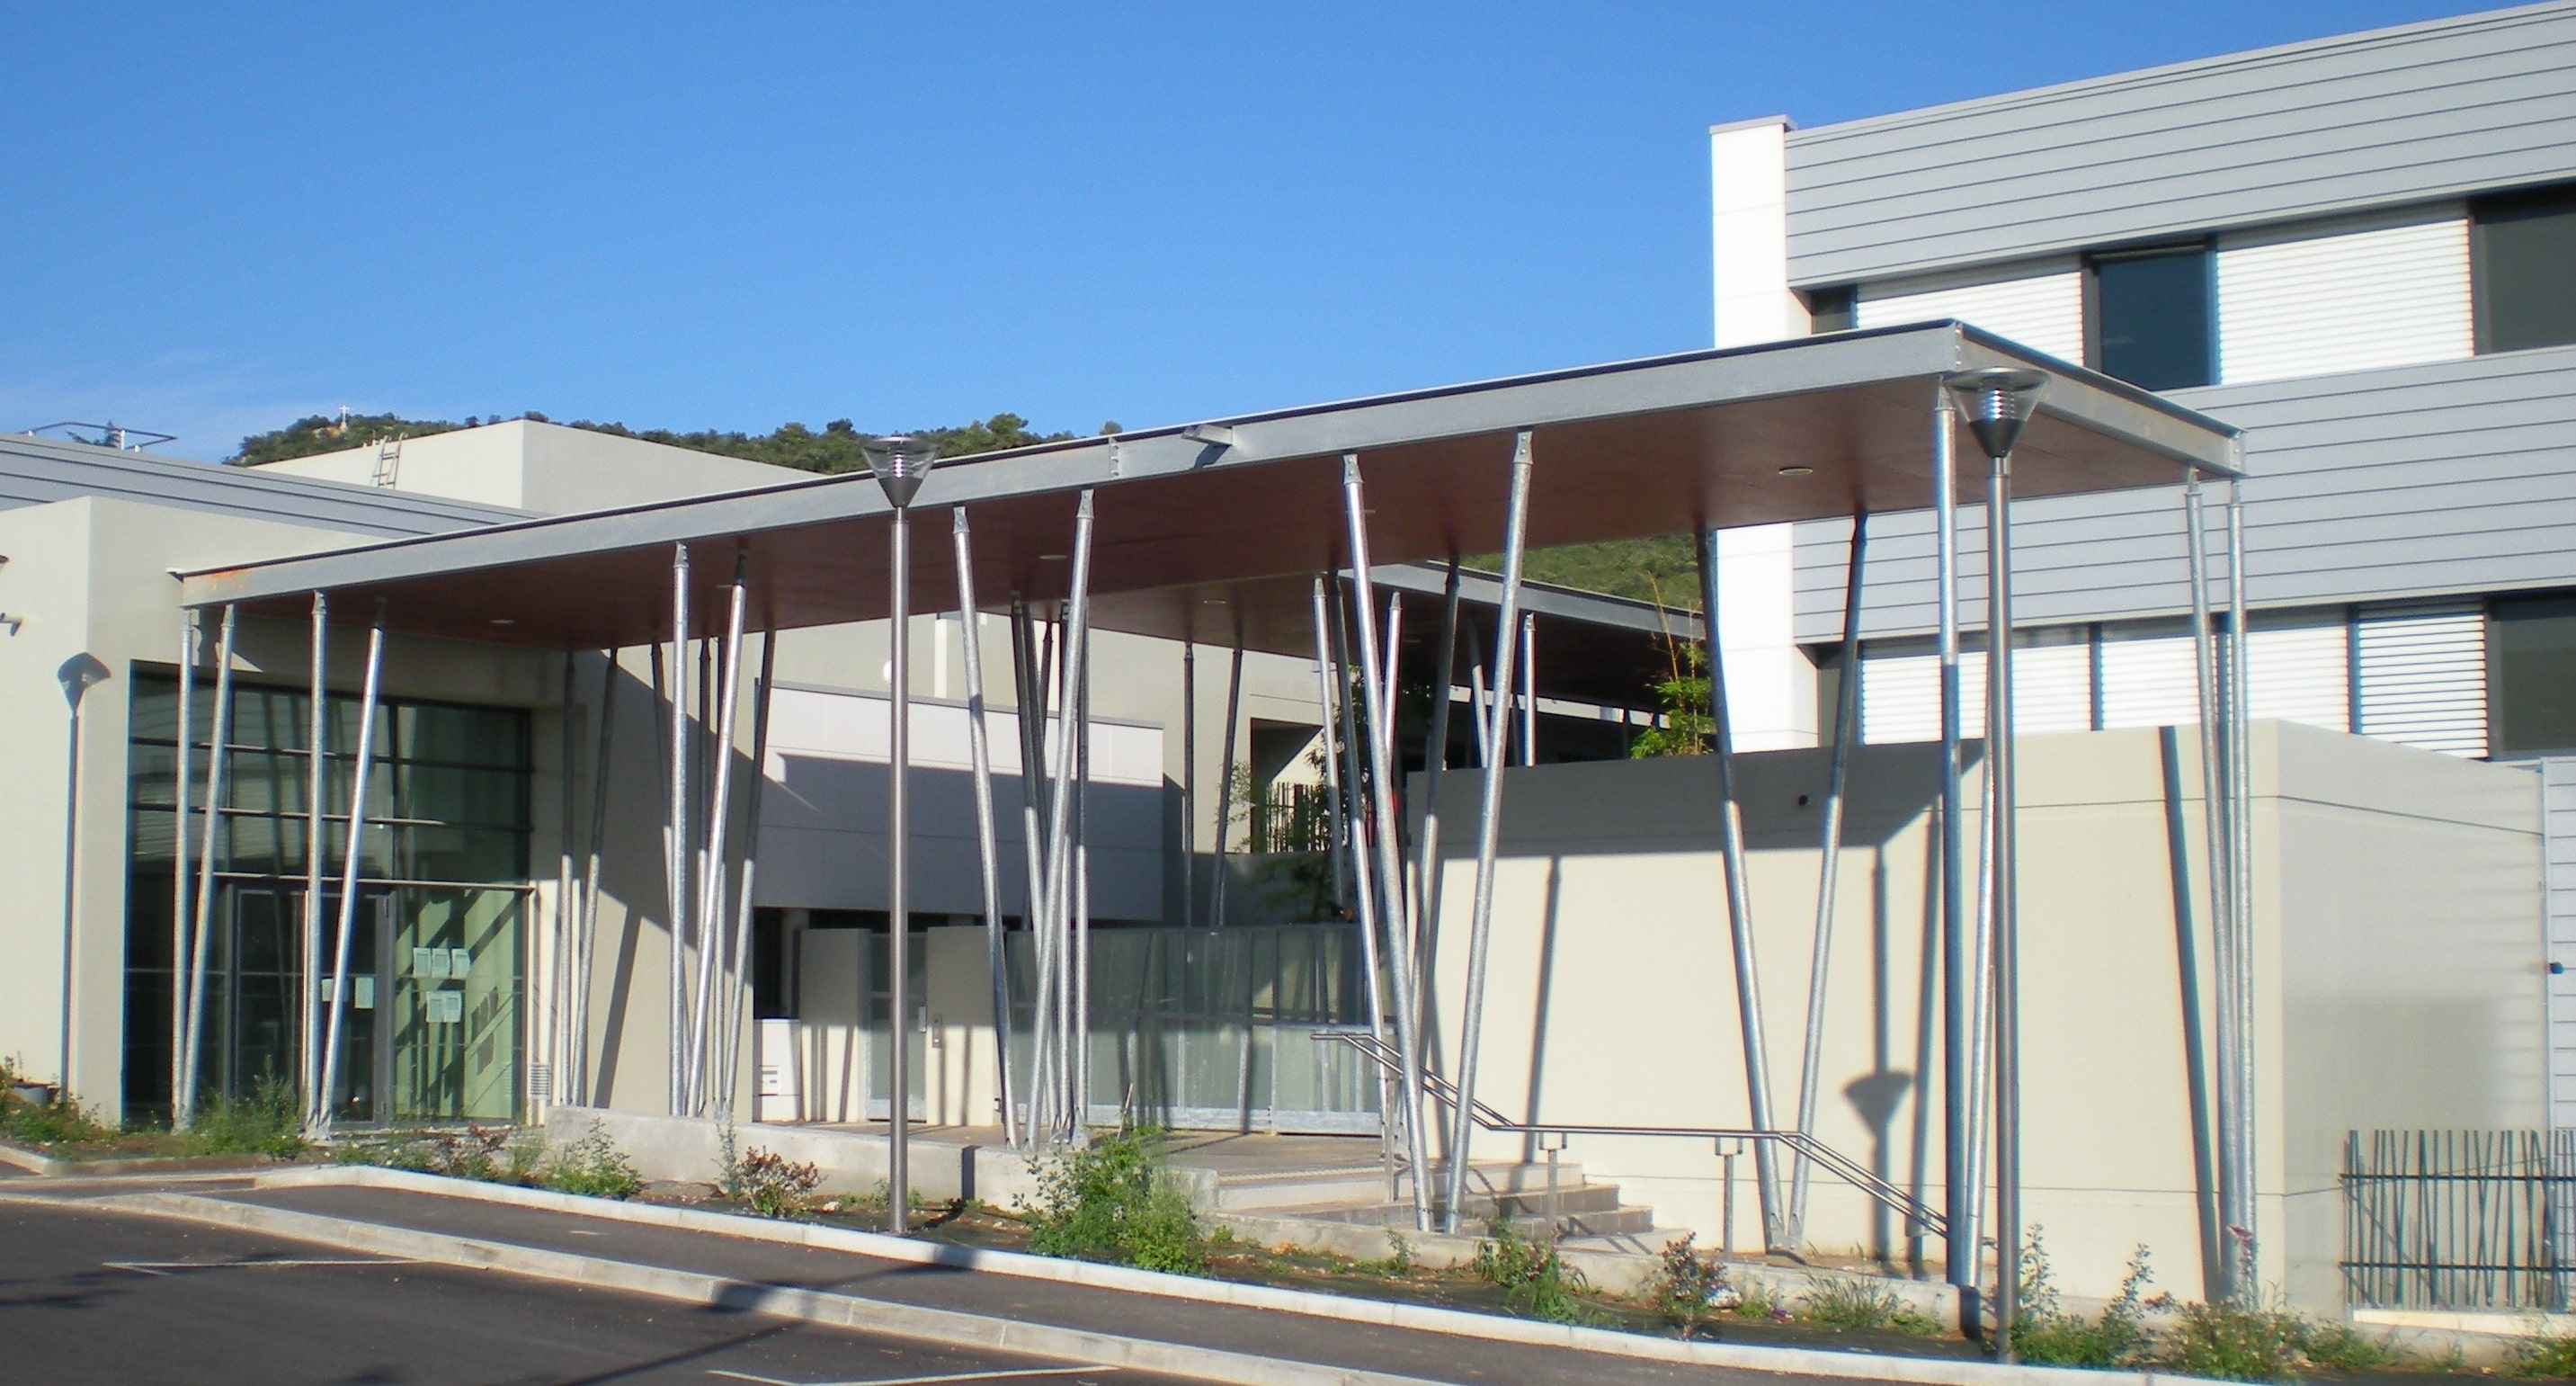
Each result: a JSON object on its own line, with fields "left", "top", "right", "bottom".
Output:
{"left": 543, "top": 1104, "right": 1065, "bottom": 1209}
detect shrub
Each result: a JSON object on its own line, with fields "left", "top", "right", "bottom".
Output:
{"left": 2298, "top": 1320, "right": 2399, "bottom": 1373}
{"left": 1472, "top": 1219, "right": 1596, "bottom": 1325}
{"left": 539, "top": 1122, "right": 642, "bottom": 1200}
{"left": 2010, "top": 1231, "right": 2153, "bottom": 1368}
{"left": 1024, "top": 1128, "right": 1206, "bottom": 1274}
{"left": 1352, "top": 1230, "right": 1416, "bottom": 1279}
{"left": 184, "top": 1077, "right": 307, "bottom": 1158}
{"left": 1647, "top": 1233, "right": 1730, "bottom": 1337}
{"left": 734, "top": 1147, "right": 822, "bottom": 1219}
{"left": 0, "top": 1060, "right": 120, "bottom": 1152}
{"left": 2154, "top": 1295, "right": 2310, "bottom": 1383}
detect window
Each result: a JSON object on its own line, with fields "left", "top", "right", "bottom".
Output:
{"left": 2086, "top": 242, "right": 2215, "bottom": 389}
{"left": 2473, "top": 184, "right": 2576, "bottom": 354}
{"left": 1805, "top": 286, "right": 1856, "bottom": 333}
{"left": 2491, "top": 595, "right": 2576, "bottom": 755}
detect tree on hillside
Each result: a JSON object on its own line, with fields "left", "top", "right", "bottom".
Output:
{"left": 230, "top": 411, "right": 1078, "bottom": 472}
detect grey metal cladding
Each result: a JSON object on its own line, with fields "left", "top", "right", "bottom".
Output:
{"left": 1783, "top": 3, "right": 2576, "bottom": 286}
{"left": 1791, "top": 344, "right": 2576, "bottom": 641}
{"left": 0, "top": 433, "right": 527, "bottom": 536}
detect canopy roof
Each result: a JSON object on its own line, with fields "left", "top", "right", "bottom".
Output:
{"left": 181, "top": 322, "right": 2238, "bottom": 665}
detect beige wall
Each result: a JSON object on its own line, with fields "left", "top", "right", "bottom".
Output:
{"left": 250, "top": 420, "right": 813, "bottom": 513}
{"left": 1417, "top": 721, "right": 2542, "bottom": 1309}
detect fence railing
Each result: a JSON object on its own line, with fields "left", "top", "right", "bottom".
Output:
{"left": 1246, "top": 782, "right": 1336, "bottom": 855}
{"left": 2341, "top": 1129, "right": 2576, "bottom": 1310}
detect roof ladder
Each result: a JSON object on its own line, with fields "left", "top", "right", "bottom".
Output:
{"left": 370, "top": 439, "right": 402, "bottom": 487}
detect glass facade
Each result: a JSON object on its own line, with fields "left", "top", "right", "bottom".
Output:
{"left": 127, "top": 675, "right": 531, "bottom": 1124}
{"left": 2088, "top": 242, "right": 2216, "bottom": 390}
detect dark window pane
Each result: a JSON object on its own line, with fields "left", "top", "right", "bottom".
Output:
{"left": 1806, "top": 286, "right": 1856, "bottom": 333}
{"left": 2476, "top": 185, "right": 2576, "bottom": 354}
{"left": 2493, "top": 595, "right": 2576, "bottom": 754}
{"left": 2090, "top": 246, "right": 2214, "bottom": 389}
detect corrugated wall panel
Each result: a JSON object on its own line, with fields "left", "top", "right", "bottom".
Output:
{"left": 1782, "top": 4, "right": 2576, "bottom": 285}
{"left": 1856, "top": 265, "right": 2085, "bottom": 361}
{"left": 1793, "top": 346, "right": 2576, "bottom": 642}
{"left": 2355, "top": 604, "right": 2488, "bottom": 756}
{"left": 2216, "top": 212, "right": 2473, "bottom": 384}
{"left": 2541, "top": 758, "right": 2576, "bottom": 1128}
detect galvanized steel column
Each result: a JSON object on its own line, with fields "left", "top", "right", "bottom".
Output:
{"left": 1342, "top": 453, "right": 1435, "bottom": 1234}
{"left": 1789, "top": 514, "right": 1867, "bottom": 1246}
{"left": 301, "top": 592, "right": 329, "bottom": 1121}
{"left": 315, "top": 600, "right": 387, "bottom": 1134}
{"left": 1444, "top": 430, "right": 1534, "bottom": 1233}
{"left": 954, "top": 508, "right": 1016, "bottom": 1149}
{"left": 179, "top": 604, "right": 237, "bottom": 1129}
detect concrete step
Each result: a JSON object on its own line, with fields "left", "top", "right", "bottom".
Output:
{"left": 1207, "top": 1158, "right": 1588, "bottom": 1212}
{"left": 1279, "top": 1187, "right": 1660, "bottom": 1241}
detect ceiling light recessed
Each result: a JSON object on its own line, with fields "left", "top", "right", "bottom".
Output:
{"left": 1038, "top": 553, "right": 1067, "bottom": 561}
{"left": 1202, "top": 598, "right": 1228, "bottom": 605}
{"left": 489, "top": 617, "right": 515, "bottom": 626}
{"left": 1778, "top": 466, "right": 1814, "bottom": 478}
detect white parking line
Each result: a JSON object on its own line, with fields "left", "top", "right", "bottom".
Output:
{"left": 709, "top": 1367, "right": 1118, "bottom": 1386}
{"left": 105, "top": 1257, "right": 418, "bottom": 1275}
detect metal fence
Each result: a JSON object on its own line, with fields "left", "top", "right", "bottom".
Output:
{"left": 1246, "top": 782, "right": 1335, "bottom": 855}
{"left": 2341, "top": 1129, "right": 2576, "bottom": 1310}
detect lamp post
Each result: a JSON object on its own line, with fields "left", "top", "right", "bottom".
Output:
{"left": 863, "top": 434, "right": 939, "bottom": 1234}
{"left": 1942, "top": 367, "right": 2045, "bottom": 1356}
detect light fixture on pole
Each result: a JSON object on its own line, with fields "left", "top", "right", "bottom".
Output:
{"left": 1942, "top": 365, "right": 2044, "bottom": 1356}
{"left": 862, "top": 433, "right": 939, "bottom": 1235}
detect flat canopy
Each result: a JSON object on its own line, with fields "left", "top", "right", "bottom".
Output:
{"left": 181, "top": 322, "right": 2238, "bottom": 660}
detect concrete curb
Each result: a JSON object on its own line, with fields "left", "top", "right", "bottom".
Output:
{"left": 0, "top": 1141, "right": 282, "bottom": 1178}
{"left": 98, "top": 1190, "right": 1448, "bottom": 1386}
{"left": 236, "top": 1166, "right": 2205, "bottom": 1386}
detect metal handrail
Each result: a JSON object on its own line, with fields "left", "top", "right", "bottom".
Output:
{"left": 1316, "top": 1028, "right": 1946, "bottom": 1238}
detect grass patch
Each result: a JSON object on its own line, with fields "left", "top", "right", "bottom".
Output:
{"left": 537, "top": 1122, "right": 642, "bottom": 1200}
{"left": 1803, "top": 1276, "right": 1942, "bottom": 1336}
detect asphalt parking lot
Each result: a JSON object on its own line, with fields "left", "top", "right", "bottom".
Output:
{"left": 0, "top": 1199, "right": 1189, "bottom": 1386}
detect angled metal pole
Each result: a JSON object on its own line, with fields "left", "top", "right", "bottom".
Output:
{"left": 1212, "top": 638, "right": 1243, "bottom": 928}
{"left": 301, "top": 592, "right": 329, "bottom": 1122}
{"left": 1698, "top": 524, "right": 1787, "bottom": 1250}
{"left": 1932, "top": 389, "right": 1978, "bottom": 1327}
{"left": 574, "top": 650, "right": 619, "bottom": 1106}
{"left": 2185, "top": 474, "right": 2236, "bottom": 1301}
{"left": 689, "top": 555, "right": 752, "bottom": 1113}
{"left": 718, "top": 633, "right": 778, "bottom": 1122}
{"left": 2225, "top": 475, "right": 2256, "bottom": 1293}
{"left": 1332, "top": 573, "right": 1397, "bottom": 1177}
{"left": 1504, "top": 613, "right": 1525, "bottom": 767}
{"left": 179, "top": 604, "right": 237, "bottom": 1128}
{"left": 1444, "top": 430, "right": 1535, "bottom": 1233}
{"left": 1789, "top": 514, "right": 1867, "bottom": 1245}
{"left": 316, "top": 600, "right": 387, "bottom": 1135}
{"left": 1990, "top": 443, "right": 2023, "bottom": 1358}
{"left": 1182, "top": 639, "right": 1198, "bottom": 931}
{"left": 171, "top": 609, "right": 197, "bottom": 1124}
{"left": 1464, "top": 621, "right": 1494, "bottom": 769}
{"left": 1060, "top": 497, "right": 1100, "bottom": 1136}
{"left": 1343, "top": 455, "right": 1435, "bottom": 1234}
{"left": 553, "top": 651, "right": 578, "bottom": 1110}
{"left": 954, "top": 509, "right": 1017, "bottom": 1149}
{"left": 1011, "top": 599, "right": 1052, "bottom": 1145}
{"left": 1309, "top": 578, "right": 1351, "bottom": 913}
{"left": 1410, "top": 560, "right": 1463, "bottom": 975}
{"left": 667, "top": 544, "right": 692, "bottom": 1115}
{"left": 888, "top": 502, "right": 914, "bottom": 1230}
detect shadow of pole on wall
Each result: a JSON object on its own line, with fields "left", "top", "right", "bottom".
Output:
{"left": 2160, "top": 724, "right": 2225, "bottom": 1301}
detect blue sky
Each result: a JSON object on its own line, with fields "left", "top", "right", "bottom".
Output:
{"left": 0, "top": 2, "right": 2500, "bottom": 461}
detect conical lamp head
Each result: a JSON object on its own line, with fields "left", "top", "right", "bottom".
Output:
{"left": 1943, "top": 368, "right": 2048, "bottom": 461}
{"left": 860, "top": 434, "right": 939, "bottom": 508}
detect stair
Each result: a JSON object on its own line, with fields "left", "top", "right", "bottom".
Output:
{"left": 1226, "top": 1158, "right": 1663, "bottom": 1241}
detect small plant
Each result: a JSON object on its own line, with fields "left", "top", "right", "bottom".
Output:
{"left": 0, "top": 1060, "right": 120, "bottom": 1152}
{"left": 733, "top": 1147, "right": 822, "bottom": 1219}
{"left": 183, "top": 1076, "right": 308, "bottom": 1158}
{"left": 1353, "top": 1230, "right": 1417, "bottom": 1279}
{"left": 715, "top": 1120, "right": 742, "bottom": 1200}
{"left": 1730, "top": 1277, "right": 1786, "bottom": 1321}
{"left": 2010, "top": 1231, "right": 2153, "bottom": 1368}
{"left": 1647, "top": 1233, "right": 1731, "bottom": 1337}
{"left": 2298, "top": 1320, "right": 2400, "bottom": 1373}
{"left": 2509, "top": 1332, "right": 2576, "bottom": 1379}
{"left": 1472, "top": 1219, "right": 1597, "bottom": 1326}
{"left": 2154, "top": 1294, "right": 2309, "bottom": 1383}
{"left": 1803, "top": 1276, "right": 1937, "bottom": 1334}
{"left": 539, "top": 1122, "right": 642, "bottom": 1200}
{"left": 1024, "top": 1128, "right": 1207, "bottom": 1274}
